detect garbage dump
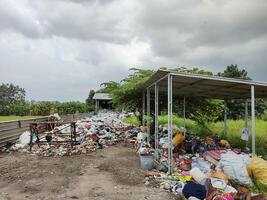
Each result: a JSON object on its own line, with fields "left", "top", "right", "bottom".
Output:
{"left": 125, "top": 124, "right": 267, "bottom": 199}
{"left": 2, "top": 112, "right": 133, "bottom": 157}
{"left": 2, "top": 111, "right": 267, "bottom": 199}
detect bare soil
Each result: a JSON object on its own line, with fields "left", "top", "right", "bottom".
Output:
{"left": 0, "top": 143, "right": 177, "bottom": 200}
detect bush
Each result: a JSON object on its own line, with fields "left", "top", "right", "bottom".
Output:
{"left": 0, "top": 101, "right": 94, "bottom": 116}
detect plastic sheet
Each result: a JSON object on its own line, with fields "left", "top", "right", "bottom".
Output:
{"left": 217, "top": 152, "right": 253, "bottom": 186}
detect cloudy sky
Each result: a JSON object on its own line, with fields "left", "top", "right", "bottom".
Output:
{"left": 0, "top": 0, "right": 267, "bottom": 102}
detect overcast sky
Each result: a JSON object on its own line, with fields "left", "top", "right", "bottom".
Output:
{"left": 0, "top": 0, "right": 267, "bottom": 102}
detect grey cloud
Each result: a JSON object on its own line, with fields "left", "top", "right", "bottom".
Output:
{"left": 0, "top": 0, "right": 267, "bottom": 102}
{"left": 0, "top": 1, "right": 44, "bottom": 38}
{"left": 0, "top": 0, "right": 135, "bottom": 44}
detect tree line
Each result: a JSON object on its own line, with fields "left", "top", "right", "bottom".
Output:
{"left": 0, "top": 84, "right": 94, "bottom": 116}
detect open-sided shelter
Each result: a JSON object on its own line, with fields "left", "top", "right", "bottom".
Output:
{"left": 140, "top": 69, "right": 267, "bottom": 174}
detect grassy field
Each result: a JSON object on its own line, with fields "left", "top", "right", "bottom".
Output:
{"left": 0, "top": 116, "right": 46, "bottom": 122}
{"left": 123, "top": 115, "right": 267, "bottom": 156}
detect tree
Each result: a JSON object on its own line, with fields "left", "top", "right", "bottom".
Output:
{"left": 0, "top": 83, "right": 26, "bottom": 104}
{"left": 218, "top": 65, "right": 266, "bottom": 119}
{"left": 101, "top": 68, "right": 154, "bottom": 110}
{"left": 0, "top": 83, "right": 26, "bottom": 115}
{"left": 86, "top": 90, "right": 95, "bottom": 105}
{"left": 218, "top": 64, "right": 250, "bottom": 80}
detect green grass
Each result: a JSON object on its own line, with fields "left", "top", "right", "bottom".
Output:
{"left": 208, "top": 119, "right": 267, "bottom": 156}
{"left": 123, "top": 116, "right": 141, "bottom": 126}
{"left": 0, "top": 116, "right": 46, "bottom": 122}
{"left": 123, "top": 115, "right": 267, "bottom": 156}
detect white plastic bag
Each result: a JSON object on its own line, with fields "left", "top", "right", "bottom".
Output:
{"left": 217, "top": 151, "right": 253, "bottom": 186}
{"left": 19, "top": 131, "right": 31, "bottom": 145}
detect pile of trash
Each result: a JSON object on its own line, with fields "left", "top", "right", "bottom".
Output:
{"left": 126, "top": 124, "right": 267, "bottom": 199}
{"left": 2, "top": 112, "right": 132, "bottom": 157}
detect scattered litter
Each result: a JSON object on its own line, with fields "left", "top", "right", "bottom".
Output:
{"left": 2, "top": 111, "right": 132, "bottom": 157}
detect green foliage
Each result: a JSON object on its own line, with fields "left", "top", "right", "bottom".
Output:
{"left": 262, "top": 111, "right": 267, "bottom": 121}
{"left": 208, "top": 119, "right": 267, "bottom": 156}
{"left": 86, "top": 90, "right": 95, "bottom": 105}
{"left": 123, "top": 116, "right": 141, "bottom": 126}
{"left": 218, "top": 65, "right": 266, "bottom": 119}
{"left": 218, "top": 64, "right": 251, "bottom": 80}
{"left": 101, "top": 68, "right": 154, "bottom": 110}
{"left": 0, "top": 83, "right": 26, "bottom": 104}
{"left": 30, "top": 101, "right": 94, "bottom": 116}
{"left": 0, "top": 101, "right": 94, "bottom": 116}
{"left": 171, "top": 67, "right": 213, "bottom": 75}
{"left": 0, "top": 83, "right": 26, "bottom": 115}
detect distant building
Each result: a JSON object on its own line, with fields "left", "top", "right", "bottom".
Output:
{"left": 92, "top": 93, "right": 112, "bottom": 111}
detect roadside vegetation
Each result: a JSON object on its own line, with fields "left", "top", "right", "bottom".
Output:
{"left": 0, "top": 83, "right": 94, "bottom": 117}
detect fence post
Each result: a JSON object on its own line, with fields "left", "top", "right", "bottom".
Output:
{"left": 18, "top": 120, "right": 21, "bottom": 128}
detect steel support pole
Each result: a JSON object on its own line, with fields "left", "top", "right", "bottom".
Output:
{"left": 142, "top": 91, "right": 145, "bottom": 126}
{"left": 147, "top": 88, "right": 150, "bottom": 143}
{"left": 245, "top": 100, "right": 248, "bottom": 128}
{"left": 224, "top": 100, "right": 227, "bottom": 136}
{"left": 251, "top": 86, "right": 256, "bottom": 155}
{"left": 95, "top": 100, "right": 98, "bottom": 112}
{"left": 155, "top": 83, "right": 159, "bottom": 160}
{"left": 183, "top": 96, "right": 186, "bottom": 136}
{"left": 245, "top": 99, "right": 249, "bottom": 148}
{"left": 167, "top": 74, "right": 173, "bottom": 175}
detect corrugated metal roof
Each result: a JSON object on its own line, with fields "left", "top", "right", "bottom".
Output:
{"left": 93, "top": 93, "right": 112, "bottom": 100}
{"left": 140, "top": 70, "right": 267, "bottom": 99}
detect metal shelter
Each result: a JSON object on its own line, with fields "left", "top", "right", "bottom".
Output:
{"left": 140, "top": 69, "right": 267, "bottom": 175}
{"left": 93, "top": 93, "right": 112, "bottom": 111}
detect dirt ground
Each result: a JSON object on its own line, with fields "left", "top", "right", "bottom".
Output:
{"left": 0, "top": 143, "right": 177, "bottom": 200}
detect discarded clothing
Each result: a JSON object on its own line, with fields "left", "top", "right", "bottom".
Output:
{"left": 182, "top": 181, "right": 206, "bottom": 200}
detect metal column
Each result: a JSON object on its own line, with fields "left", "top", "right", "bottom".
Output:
{"left": 142, "top": 91, "right": 145, "bottom": 126}
{"left": 224, "top": 100, "right": 227, "bottom": 136}
{"left": 155, "top": 83, "right": 159, "bottom": 160}
{"left": 251, "top": 86, "right": 256, "bottom": 155}
{"left": 245, "top": 100, "right": 248, "bottom": 128}
{"left": 245, "top": 99, "right": 249, "bottom": 148}
{"left": 95, "top": 100, "right": 98, "bottom": 112}
{"left": 147, "top": 88, "right": 150, "bottom": 143}
{"left": 167, "top": 74, "right": 173, "bottom": 175}
{"left": 183, "top": 96, "right": 186, "bottom": 136}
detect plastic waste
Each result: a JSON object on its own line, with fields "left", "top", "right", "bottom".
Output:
{"left": 210, "top": 178, "right": 227, "bottom": 190}
{"left": 19, "top": 131, "right": 31, "bottom": 145}
{"left": 217, "top": 151, "right": 253, "bottom": 186}
{"left": 190, "top": 167, "right": 207, "bottom": 185}
{"left": 140, "top": 154, "right": 154, "bottom": 170}
{"left": 191, "top": 157, "right": 211, "bottom": 174}
{"left": 247, "top": 156, "right": 267, "bottom": 186}
{"left": 172, "top": 132, "right": 185, "bottom": 147}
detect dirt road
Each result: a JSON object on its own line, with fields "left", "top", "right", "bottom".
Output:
{"left": 0, "top": 143, "right": 177, "bottom": 200}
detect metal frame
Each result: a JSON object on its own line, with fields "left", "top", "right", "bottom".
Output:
{"left": 29, "top": 121, "right": 77, "bottom": 150}
{"left": 167, "top": 74, "right": 173, "bottom": 175}
{"left": 155, "top": 83, "right": 159, "bottom": 160}
{"left": 251, "top": 86, "right": 255, "bottom": 155}
{"left": 147, "top": 88, "right": 150, "bottom": 143}
{"left": 224, "top": 101, "right": 227, "bottom": 136}
{"left": 183, "top": 96, "right": 186, "bottom": 135}
{"left": 142, "top": 70, "right": 262, "bottom": 175}
{"left": 245, "top": 99, "right": 249, "bottom": 148}
{"left": 142, "top": 91, "right": 145, "bottom": 126}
